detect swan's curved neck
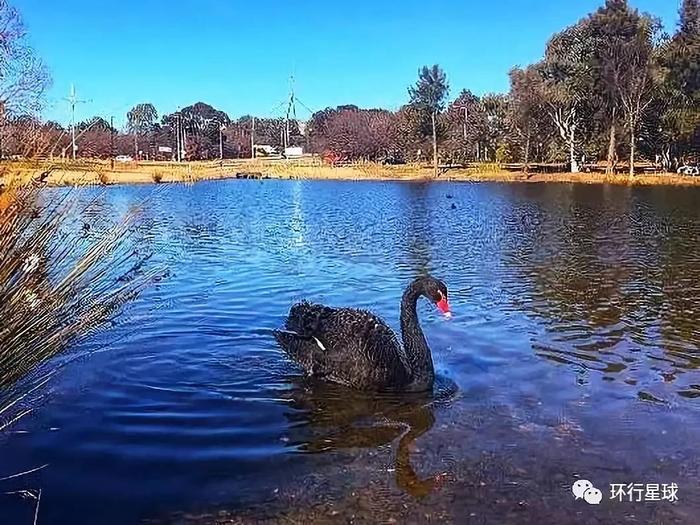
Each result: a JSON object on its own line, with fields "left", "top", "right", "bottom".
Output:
{"left": 400, "top": 282, "right": 434, "bottom": 390}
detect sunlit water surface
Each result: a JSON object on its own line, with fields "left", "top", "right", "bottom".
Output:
{"left": 2, "top": 180, "right": 700, "bottom": 524}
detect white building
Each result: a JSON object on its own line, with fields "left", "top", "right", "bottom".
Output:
{"left": 284, "top": 146, "right": 303, "bottom": 158}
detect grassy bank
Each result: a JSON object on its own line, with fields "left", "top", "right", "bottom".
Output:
{"left": 2, "top": 158, "right": 700, "bottom": 187}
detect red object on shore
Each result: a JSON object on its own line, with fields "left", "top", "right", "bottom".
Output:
{"left": 322, "top": 151, "right": 342, "bottom": 166}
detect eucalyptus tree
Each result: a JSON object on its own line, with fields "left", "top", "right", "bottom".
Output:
{"left": 443, "top": 89, "right": 487, "bottom": 163}
{"left": 409, "top": 65, "right": 449, "bottom": 176}
{"left": 661, "top": 0, "right": 700, "bottom": 160}
{"left": 617, "top": 16, "right": 663, "bottom": 175}
{"left": 508, "top": 66, "right": 549, "bottom": 167}
{"left": 539, "top": 22, "right": 596, "bottom": 172}
{"left": 587, "top": 0, "right": 644, "bottom": 173}
{"left": 161, "top": 103, "right": 236, "bottom": 160}
{"left": 126, "top": 103, "right": 158, "bottom": 158}
{"left": 480, "top": 93, "right": 510, "bottom": 162}
{"left": 388, "top": 104, "right": 430, "bottom": 162}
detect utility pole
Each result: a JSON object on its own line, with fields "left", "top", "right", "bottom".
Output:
{"left": 64, "top": 84, "right": 89, "bottom": 160}
{"left": 284, "top": 74, "right": 297, "bottom": 154}
{"left": 218, "top": 121, "right": 225, "bottom": 166}
{"left": 175, "top": 113, "right": 181, "bottom": 162}
{"left": 110, "top": 116, "right": 115, "bottom": 169}
{"left": 251, "top": 117, "right": 256, "bottom": 159}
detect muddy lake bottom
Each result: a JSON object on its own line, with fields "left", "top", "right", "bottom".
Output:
{"left": 1, "top": 180, "right": 699, "bottom": 524}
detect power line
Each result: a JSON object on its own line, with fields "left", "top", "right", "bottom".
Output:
{"left": 295, "top": 97, "right": 315, "bottom": 116}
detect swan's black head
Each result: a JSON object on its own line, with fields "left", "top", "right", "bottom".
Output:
{"left": 414, "top": 275, "right": 451, "bottom": 317}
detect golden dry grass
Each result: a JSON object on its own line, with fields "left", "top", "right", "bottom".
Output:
{"left": 3, "top": 158, "right": 698, "bottom": 187}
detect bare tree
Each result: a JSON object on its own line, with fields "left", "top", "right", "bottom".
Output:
{"left": 0, "top": 0, "right": 50, "bottom": 156}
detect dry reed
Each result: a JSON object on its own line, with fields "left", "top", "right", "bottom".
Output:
{"left": 0, "top": 169, "right": 158, "bottom": 525}
{"left": 0, "top": 173, "right": 157, "bottom": 417}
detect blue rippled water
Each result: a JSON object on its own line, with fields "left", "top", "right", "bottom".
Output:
{"left": 1, "top": 180, "right": 700, "bottom": 524}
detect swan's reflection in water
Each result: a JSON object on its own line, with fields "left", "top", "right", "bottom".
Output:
{"left": 279, "top": 374, "right": 458, "bottom": 498}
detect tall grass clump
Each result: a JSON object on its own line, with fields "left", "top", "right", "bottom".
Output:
{"left": 0, "top": 173, "right": 156, "bottom": 406}
{"left": 0, "top": 172, "right": 158, "bottom": 525}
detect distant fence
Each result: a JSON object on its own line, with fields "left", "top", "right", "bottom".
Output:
{"left": 500, "top": 162, "right": 666, "bottom": 174}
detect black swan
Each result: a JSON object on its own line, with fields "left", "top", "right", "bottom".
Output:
{"left": 273, "top": 275, "right": 451, "bottom": 392}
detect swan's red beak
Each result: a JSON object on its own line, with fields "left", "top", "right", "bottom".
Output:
{"left": 436, "top": 297, "right": 451, "bottom": 316}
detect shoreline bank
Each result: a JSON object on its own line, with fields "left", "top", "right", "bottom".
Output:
{"left": 3, "top": 159, "right": 700, "bottom": 187}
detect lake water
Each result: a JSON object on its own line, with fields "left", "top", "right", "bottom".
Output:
{"left": 2, "top": 180, "right": 700, "bottom": 524}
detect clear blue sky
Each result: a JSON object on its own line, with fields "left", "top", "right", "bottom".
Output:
{"left": 15, "top": 0, "right": 680, "bottom": 128}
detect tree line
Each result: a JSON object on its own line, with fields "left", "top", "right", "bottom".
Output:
{"left": 305, "top": 0, "right": 700, "bottom": 175}
{"left": 0, "top": 102, "right": 304, "bottom": 161}
{"left": 1, "top": 0, "right": 698, "bottom": 174}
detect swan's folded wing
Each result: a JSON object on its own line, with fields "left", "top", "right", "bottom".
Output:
{"left": 312, "top": 308, "right": 411, "bottom": 388}
{"left": 276, "top": 302, "right": 412, "bottom": 389}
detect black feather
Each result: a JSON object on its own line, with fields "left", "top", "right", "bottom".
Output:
{"left": 274, "top": 276, "right": 448, "bottom": 392}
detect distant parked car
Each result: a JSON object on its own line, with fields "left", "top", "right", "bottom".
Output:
{"left": 381, "top": 154, "right": 405, "bottom": 165}
{"left": 677, "top": 165, "right": 700, "bottom": 176}
{"left": 115, "top": 155, "right": 133, "bottom": 163}
{"left": 253, "top": 145, "right": 277, "bottom": 157}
